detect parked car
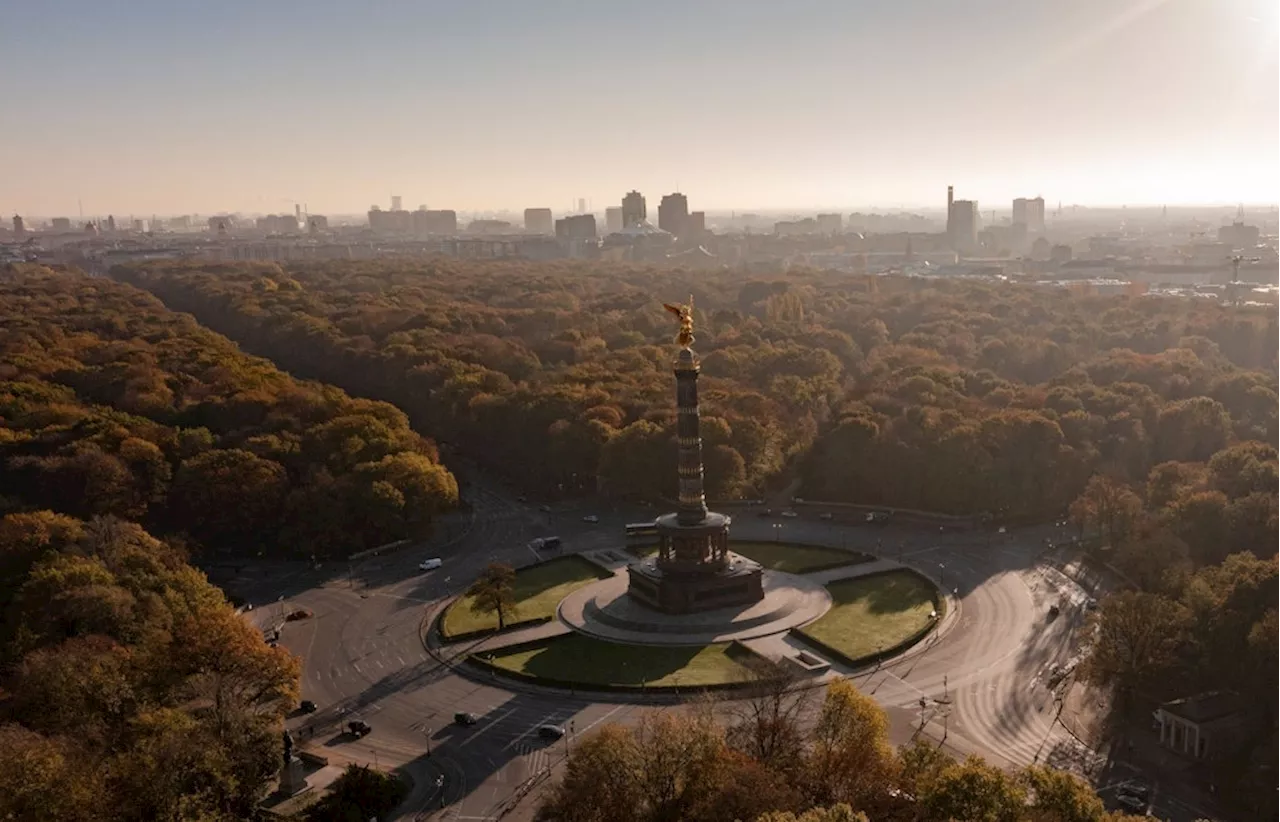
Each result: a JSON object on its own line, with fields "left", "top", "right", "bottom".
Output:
{"left": 347, "top": 720, "right": 372, "bottom": 738}
{"left": 454, "top": 712, "right": 479, "bottom": 726}
{"left": 781, "top": 510, "right": 799, "bottom": 519}
{"left": 542, "top": 536, "right": 563, "bottom": 550}
{"left": 419, "top": 558, "right": 443, "bottom": 571}
{"left": 299, "top": 700, "right": 317, "bottom": 714}
{"left": 537, "top": 724, "right": 566, "bottom": 740}
{"left": 1048, "top": 604, "right": 1061, "bottom": 619}
{"left": 1115, "top": 794, "right": 1147, "bottom": 813}
{"left": 1085, "top": 598, "right": 1098, "bottom": 611}
{"left": 582, "top": 515, "right": 599, "bottom": 524}
{"left": 1118, "top": 782, "right": 1150, "bottom": 803}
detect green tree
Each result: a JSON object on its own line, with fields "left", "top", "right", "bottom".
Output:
{"left": 920, "top": 756, "right": 1026, "bottom": 822}
{"left": 1019, "top": 764, "right": 1107, "bottom": 822}
{"left": 305, "top": 764, "right": 409, "bottom": 822}
{"left": 467, "top": 562, "right": 517, "bottom": 631}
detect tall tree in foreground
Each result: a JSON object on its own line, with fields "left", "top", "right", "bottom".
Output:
{"left": 467, "top": 562, "right": 518, "bottom": 630}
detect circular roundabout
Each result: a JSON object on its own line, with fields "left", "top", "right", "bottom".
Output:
{"left": 435, "top": 543, "right": 946, "bottom": 693}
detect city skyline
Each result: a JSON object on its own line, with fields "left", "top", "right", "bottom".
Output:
{"left": 0, "top": 0, "right": 1275, "bottom": 216}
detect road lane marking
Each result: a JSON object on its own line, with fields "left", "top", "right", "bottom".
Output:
{"left": 574, "top": 704, "right": 627, "bottom": 737}
{"left": 397, "top": 655, "right": 405, "bottom": 667}
{"left": 503, "top": 710, "right": 569, "bottom": 751}
{"left": 459, "top": 707, "right": 517, "bottom": 747}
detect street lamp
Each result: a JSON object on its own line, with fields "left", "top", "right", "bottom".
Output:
{"left": 939, "top": 563, "right": 946, "bottom": 591}
{"left": 772, "top": 523, "right": 783, "bottom": 543}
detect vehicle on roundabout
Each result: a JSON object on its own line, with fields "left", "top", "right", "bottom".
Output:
{"left": 537, "top": 724, "right": 566, "bottom": 740}
{"left": 347, "top": 719, "right": 372, "bottom": 738}
{"left": 582, "top": 514, "right": 599, "bottom": 523}
{"left": 419, "top": 558, "right": 443, "bottom": 571}
{"left": 454, "top": 712, "right": 479, "bottom": 726}
{"left": 285, "top": 608, "right": 312, "bottom": 621}
{"left": 781, "top": 510, "right": 798, "bottom": 518}
{"left": 819, "top": 512, "right": 834, "bottom": 520}
{"left": 299, "top": 700, "right": 317, "bottom": 714}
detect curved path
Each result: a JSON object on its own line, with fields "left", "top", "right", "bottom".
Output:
{"left": 255, "top": 494, "right": 1098, "bottom": 821}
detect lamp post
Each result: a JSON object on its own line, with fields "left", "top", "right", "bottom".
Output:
{"left": 939, "top": 562, "right": 946, "bottom": 591}
{"left": 773, "top": 523, "right": 783, "bottom": 543}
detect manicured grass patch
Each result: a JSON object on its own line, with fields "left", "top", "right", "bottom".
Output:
{"left": 796, "top": 570, "right": 938, "bottom": 663}
{"left": 730, "top": 541, "right": 870, "bottom": 574}
{"left": 482, "top": 634, "right": 755, "bottom": 687}
{"left": 441, "top": 556, "right": 610, "bottom": 638}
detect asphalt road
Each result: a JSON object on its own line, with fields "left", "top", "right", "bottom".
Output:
{"left": 233, "top": 492, "right": 1125, "bottom": 822}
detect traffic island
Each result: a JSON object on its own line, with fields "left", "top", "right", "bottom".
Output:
{"left": 440, "top": 555, "right": 611, "bottom": 641}
{"left": 471, "top": 633, "right": 768, "bottom": 692}
{"left": 792, "top": 568, "right": 942, "bottom": 668}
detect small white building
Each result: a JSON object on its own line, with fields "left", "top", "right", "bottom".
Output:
{"left": 1153, "top": 691, "right": 1248, "bottom": 761}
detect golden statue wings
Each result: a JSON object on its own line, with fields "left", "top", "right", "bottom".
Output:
{"left": 663, "top": 295, "right": 695, "bottom": 348}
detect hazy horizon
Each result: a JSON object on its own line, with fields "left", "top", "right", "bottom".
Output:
{"left": 1, "top": 0, "right": 1275, "bottom": 217}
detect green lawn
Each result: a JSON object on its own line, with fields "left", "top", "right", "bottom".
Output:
{"left": 441, "top": 556, "right": 611, "bottom": 638}
{"left": 731, "top": 541, "right": 870, "bottom": 573}
{"left": 797, "top": 570, "right": 938, "bottom": 662}
{"left": 482, "top": 634, "right": 756, "bottom": 687}
{"left": 627, "top": 541, "right": 866, "bottom": 574}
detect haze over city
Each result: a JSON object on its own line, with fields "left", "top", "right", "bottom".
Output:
{"left": 1, "top": 0, "right": 1276, "bottom": 216}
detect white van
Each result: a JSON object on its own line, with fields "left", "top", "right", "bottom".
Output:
{"left": 419, "top": 558, "right": 443, "bottom": 571}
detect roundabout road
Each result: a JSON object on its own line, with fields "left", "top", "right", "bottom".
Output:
{"left": 259, "top": 493, "right": 1099, "bottom": 821}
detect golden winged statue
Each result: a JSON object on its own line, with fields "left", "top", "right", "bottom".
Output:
{"left": 663, "top": 295, "right": 696, "bottom": 348}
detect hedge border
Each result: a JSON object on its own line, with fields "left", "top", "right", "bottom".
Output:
{"left": 438, "top": 554, "right": 612, "bottom": 642}
{"left": 466, "top": 634, "right": 776, "bottom": 694}
{"left": 790, "top": 567, "right": 944, "bottom": 670}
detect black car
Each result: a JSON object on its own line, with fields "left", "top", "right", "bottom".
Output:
{"left": 347, "top": 720, "right": 371, "bottom": 738}
{"left": 454, "top": 712, "right": 479, "bottom": 726}
{"left": 299, "top": 700, "right": 317, "bottom": 714}
{"left": 537, "top": 724, "right": 566, "bottom": 740}
{"left": 1118, "top": 782, "right": 1150, "bottom": 803}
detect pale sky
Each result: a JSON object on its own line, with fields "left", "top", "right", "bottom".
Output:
{"left": 0, "top": 0, "right": 1276, "bottom": 217}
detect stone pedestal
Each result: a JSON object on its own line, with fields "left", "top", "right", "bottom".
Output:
{"left": 279, "top": 757, "right": 309, "bottom": 796}
{"left": 627, "top": 512, "right": 764, "bottom": 614}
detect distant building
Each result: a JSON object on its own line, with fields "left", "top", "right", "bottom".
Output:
{"left": 1031, "top": 236, "right": 1051, "bottom": 260}
{"left": 1219, "top": 221, "right": 1260, "bottom": 250}
{"left": 605, "top": 207, "right": 624, "bottom": 234}
{"left": 308, "top": 215, "right": 329, "bottom": 233}
{"left": 256, "top": 214, "right": 299, "bottom": 234}
{"left": 12, "top": 215, "right": 24, "bottom": 235}
{"left": 391, "top": 195, "right": 402, "bottom": 212}
{"left": 1154, "top": 692, "right": 1248, "bottom": 761}
{"left": 658, "top": 192, "right": 689, "bottom": 236}
{"left": 578, "top": 198, "right": 587, "bottom": 214}
{"left": 1012, "top": 197, "right": 1046, "bottom": 233}
{"left": 687, "top": 211, "right": 706, "bottom": 237}
{"left": 51, "top": 217, "right": 72, "bottom": 232}
{"left": 133, "top": 219, "right": 147, "bottom": 232}
{"left": 105, "top": 215, "right": 116, "bottom": 233}
{"left": 1050, "top": 243, "right": 1073, "bottom": 263}
{"left": 411, "top": 209, "right": 457, "bottom": 235}
{"left": 622, "top": 191, "right": 646, "bottom": 228}
{"left": 947, "top": 199, "right": 979, "bottom": 251}
{"left": 467, "top": 219, "right": 512, "bottom": 234}
{"left": 168, "top": 215, "right": 191, "bottom": 230}
{"left": 775, "top": 218, "right": 820, "bottom": 236}
{"left": 816, "top": 213, "right": 842, "bottom": 235}
{"left": 556, "top": 213, "right": 597, "bottom": 241}
{"left": 524, "top": 208, "right": 554, "bottom": 234}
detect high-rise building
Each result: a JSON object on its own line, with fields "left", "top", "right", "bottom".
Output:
{"left": 658, "top": 192, "right": 689, "bottom": 236}
{"left": 105, "top": 215, "right": 116, "bottom": 233}
{"left": 622, "top": 191, "right": 646, "bottom": 228}
{"left": 1219, "top": 221, "right": 1260, "bottom": 249}
{"left": 51, "top": 217, "right": 72, "bottom": 232}
{"left": 687, "top": 212, "right": 706, "bottom": 237}
{"left": 816, "top": 213, "right": 842, "bottom": 235}
{"left": 1012, "top": 197, "right": 1045, "bottom": 233}
{"left": 948, "top": 199, "right": 979, "bottom": 251}
{"left": 555, "top": 213, "right": 597, "bottom": 240}
{"left": 12, "top": 215, "right": 24, "bottom": 235}
{"left": 308, "top": 215, "right": 329, "bottom": 233}
{"left": 391, "top": 195, "right": 402, "bottom": 212}
{"left": 578, "top": 198, "right": 587, "bottom": 214}
{"left": 605, "top": 207, "right": 624, "bottom": 233}
{"left": 524, "top": 208, "right": 554, "bottom": 234}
